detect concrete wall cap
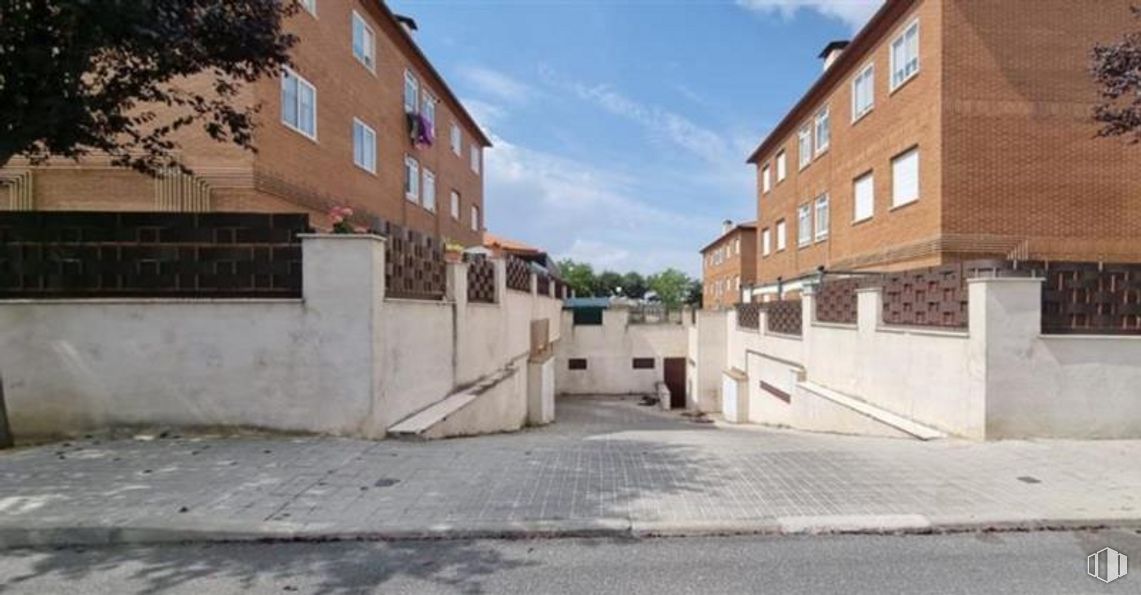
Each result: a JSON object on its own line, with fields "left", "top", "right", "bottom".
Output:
{"left": 298, "top": 233, "right": 388, "bottom": 242}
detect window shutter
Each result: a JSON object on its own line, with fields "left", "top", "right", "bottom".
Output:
{"left": 892, "top": 149, "right": 919, "bottom": 207}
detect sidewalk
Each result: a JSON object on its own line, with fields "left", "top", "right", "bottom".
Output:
{"left": 1, "top": 396, "right": 1139, "bottom": 548}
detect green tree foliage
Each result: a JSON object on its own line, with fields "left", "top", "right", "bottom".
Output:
{"left": 596, "top": 271, "right": 624, "bottom": 297}
{"left": 1091, "top": 7, "right": 1141, "bottom": 143}
{"left": 647, "top": 268, "right": 691, "bottom": 307}
{"left": 557, "top": 259, "right": 596, "bottom": 297}
{"left": 0, "top": 0, "right": 298, "bottom": 173}
{"left": 557, "top": 259, "right": 697, "bottom": 302}
{"left": 621, "top": 272, "right": 648, "bottom": 299}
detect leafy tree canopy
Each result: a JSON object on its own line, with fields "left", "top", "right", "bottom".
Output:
{"left": 1091, "top": 7, "right": 1141, "bottom": 143}
{"left": 557, "top": 259, "right": 698, "bottom": 304}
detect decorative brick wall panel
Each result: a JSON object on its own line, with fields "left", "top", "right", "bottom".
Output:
{"left": 0, "top": 211, "right": 307, "bottom": 298}
{"left": 536, "top": 273, "right": 551, "bottom": 297}
{"left": 766, "top": 300, "right": 802, "bottom": 336}
{"left": 382, "top": 224, "right": 445, "bottom": 300}
{"left": 882, "top": 263, "right": 969, "bottom": 329}
{"left": 736, "top": 302, "right": 760, "bottom": 329}
{"left": 1041, "top": 262, "right": 1141, "bottom": 335}
{"left": 506, "top": 256, "right": 531, "bottom": 293}
{"left": 815, "top": 277, "right": 862, "bottom": 324}
{"left": 466, "top": 255, "right": 496, "bottom": 304}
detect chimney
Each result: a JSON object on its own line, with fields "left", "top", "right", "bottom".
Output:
{"left": 722, "top": 219, "right": 733, "bottom": 234}
{"left": 818, "top": 40, "right": 850, "bottom": 71}
{"left": 395, "top": 14, "right": 419, "bottom": 36}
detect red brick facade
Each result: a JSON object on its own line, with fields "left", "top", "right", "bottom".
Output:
{"left": 701, "top": 222, "right": 757, "bottom": 309}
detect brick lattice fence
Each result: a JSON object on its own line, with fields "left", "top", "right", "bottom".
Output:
{"left": 380, "top": 224, "right": 445, "bottom": 300}
{"left": 815, "top": 277, "right": 862, "bottom": 324}
{"left": 882, "top": 263, "right": 969, "bottom": 329}
{"left": 736, "top": 302, "right": 761, "bottom": 329}
{"left": 0, "top": 212, "right": 307, "bottom": 298}
{"left": 506, "top": 256, "right": 531, "bottom": 293}
{"left": 1040, "top": 262, "right": 1141, "bottom": 334}
{"left": 466, "top": 255, "right": 496, "bottom": 303}
{"left": 766, "top": 300, "right": 803, "bottom": 335}
{"left": 536, "top": 273, "right": 551, "bottom": 297}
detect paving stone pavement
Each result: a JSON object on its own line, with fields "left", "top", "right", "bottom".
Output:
{"left": 1, "top": 395, "right": 1139, "bottom": 545}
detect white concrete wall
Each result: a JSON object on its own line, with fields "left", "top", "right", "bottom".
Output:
{"left": 555, "top": 308, "right": 689, "bottom": 395}
{"left": 688, "top": 310, "right": 727, "bottom": 412}
{"left": 0, "top": 235, "right": 564, "bottom": 441}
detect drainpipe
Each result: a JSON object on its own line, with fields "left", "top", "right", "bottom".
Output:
{"left": 776, "top": 276, "right": 784, "bottom": 300}
{"left": 0, "top": 373, "right": 12, "bottom": 449}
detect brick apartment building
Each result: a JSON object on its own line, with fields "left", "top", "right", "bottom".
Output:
{"left": 700, "top": 220, "right": 757, "bottom": 309}
{"left": 0, "top": 0, "right": 491, "bottom": 246}
{"left": 747, "top": 0, "right": 1141, "bottom": 296}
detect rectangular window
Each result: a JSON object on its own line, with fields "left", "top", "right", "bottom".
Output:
{"left": 470, "top": 145, "right": 480, "bottom": 174}
{"left": 854, "top": 172, "right": 874, "bottom": 222}
{"left": 450, "top": 123, "right": 461, "bottom": 155}
{"left": 776, "top": 220, "right": 787, "bottom": 251}
{"left": 281, "top": 69, "right": 316, "bottom": 139}
{"left": 762, "top": 228, "right": 771, "bottom": 256}
{"left": 852, "top": 63, "right": 875, "bottom": 121}
{"left": 352, "top": 118, "right": 376, "bottom": 173}
{"left": 351, "top": 12, "right": 375, "bottom": 71}
{"left": 762, "top": 165, "right": 771, "bottom": 194}
{"left": 404, "top": 156, "right": 419, "bottom": 201}
{"left": 892, "top": 147, "right": 919, "bottom": 208}
{"left": 776, "top": 151, "right": 787, "bottom": 181}
{"left": 814, "top": 108, "right": 830, "bottom": 155}
{"left": 471, "top": 205, "right": 480, "bottom": 231}
{"left": 798, "top": 126, "right": 812, "bottom": 169}
{"left": 891, "top": 20, "right": 920, "bottom": 91}
{"left": 422, "top": 168, "right": 436, "bottom": 211}
{"left": 814, "top": 195, "right": 829, "bottom": 241}
{"left": 797, "top": 204, "right": 812, "bottom": 247}
{"left": 568, "top": 358, "right": 588, "bottom": 370}
{"left": 299, "top": 0, "right": 316, "bottom": 16}
{"left": 422, "top": 94, "right": 436, "bottom": 136}
{"left": 403, "top": 71, "right": 419, "bottom": 113}
{"left": 450, "top": 190, "right": 460, "bottom": 219}
{"left": 632, "top": 358, "right": 655, "bottom": 370}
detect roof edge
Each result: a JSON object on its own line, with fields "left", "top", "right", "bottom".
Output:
{"left": 699, "top": 222, "right": 757, "bottom": 254}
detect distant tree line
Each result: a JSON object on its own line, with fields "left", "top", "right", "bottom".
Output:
{"left": 557, "top": 259, "right": 702, "bottom": 308}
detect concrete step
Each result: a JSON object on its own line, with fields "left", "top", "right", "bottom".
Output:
{"left": 797, "top": 381, "right": 948, "bottom": 441}
{"left": 386, "top": 368, "right": 513, "bottom": 439}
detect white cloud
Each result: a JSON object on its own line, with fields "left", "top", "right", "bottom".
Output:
{"left": 459, "top": 66, "right": 534, "bottom": 104}
{"left": 460, "top": 97, "right": 506, "bottom": 128}
{"left": 736, "top": 0, "right": 884, "bottom": 31}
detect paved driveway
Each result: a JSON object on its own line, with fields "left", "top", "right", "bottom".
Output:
{"left": 1, "top": 395, "right": 1139, "bottom": 545}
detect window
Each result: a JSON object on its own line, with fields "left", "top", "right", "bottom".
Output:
{"left": 422, "top": 94, "right": 436, "bottom": 136}
{"left": 404, "top": 156, "right": 419, "bottom": 201}
{"left": 854, "top": 172, "right": 875, "bottom": 222}
{"left": 352, "top": 119, "right": 376, "bottom": 173}
{"left": 814, "top": 195, "right": 830, "bottom": 241}
{"left": 762, "top": 165, "right": 771, "bottom": 194}
{"left": 798, "top": 126, "right": 812, "bottom": 169}
{"left": 351, "top": 12, "right": 375, "bottom": 71}
{"left": 776, "top": 151, "right": 787, "bottom": 181}
{"left": 852, "top": 63, "right": 875, "bottom": 121}
{"left": 450, "top": 190, "right": 460, "bottom": 219}
{"left": 892, "top": 147, "right": 919, "bottom": 207}
{"left": 471, "top": 205, "right": 480, "bottom": 231}
{"left": 450, "top": 123, "right": 461, "bottom": 155}
{"left": 298, "top": 0, "right": 316, "bottom": 16}
{"left": 632, "top": 358, "right": 655, "bottom": 370}
{"left": 797, "top": 204, "right": 812, "bottom": 247}
{"left": 891, "top": 20, "right": 920, "bottom": 91}
{"left": 814, "top": 108, "right": 830, "bottom": 155}
{"left": 776, "top": 220, "right": 787, "bottom": 251}
{"left": 568, "top": 358, "right": 588, "bottom": 370}
{"left": 734, "top": 238, "right": 740, "bottom": 255}
{"left": 403, "top": 71, "right": 419, "bottom": 113}
{"left": 422, "top": 168, "right": 436, "bottom": 211}
{"left": 762, "top": 228, "right": 771, "bottom": 256}
{"left": 280, "top": 69, "right": 316, "bottom": 139}
{"left": 470, "top": 145, "right": 480, "bottom": 174}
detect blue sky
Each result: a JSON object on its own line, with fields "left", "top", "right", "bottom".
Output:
{"left": 390, "top": 0, "right": 884, "bottom": 276}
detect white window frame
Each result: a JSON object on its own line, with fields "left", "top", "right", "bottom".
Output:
{"left": 776, "top": 151, "right": 787, "bottom": 182}
{"left": 892, "top": 147, "right": 920, "bottom": 208}
{"left": 814, "top": 107, "right": 830, "bottom": 156}
{"left": 797, "top": 126, "right": 812, "bottom": 169}
{"left": 470, "top": 145, "right": 481, "bottom": 175}
{"left": 422, "top": 168, "right": 436, "bottom": 212}
{"left": 797, "top": 204, "right": 812, "bottom": 248}
{"left": 422, "top": 93, "right": 436, "bottom": 136}
{"left": 450, "top": 190, "right": 460, "bottom": 219}
{"left": 890, "top": 19, "right": 920, "bottom": 92}
{"left": 403, "top": 70, "right": 419, "bottom": 114}
{"left": 351, "top": 11, "right": 375, "bottom": 72}
{"left": 853, "top": 171, "right": 875, "bottom": 223}
{"left": 298, "top": 0, "right": 316, "bottom": 16}
{"left": 776, "top": 220, "right": 787, "bottom": 252}
{"left": 814, "top": 195, "right": 829, "bottom": 241}
{"left": 470, "top": 205, "right": 480, "bottom": 232}
{"left": 352, "top": 118, "right": 376, "bottom": 174}
{"left": 762, "top": 228, "right": 771, "bottom": 256}
{"left": 851, "top": 63, "right": 875, "bottom": 122}
{"left": 762, "top": 165, "right": 771, "bottom": 194}
{"left": 280, "top": 68, "right": 317, "bottom": 140}
{"left": 450, "top": 123, "right": 461, "bottom": 156}
{"left": 404, "top": 156, "right": 420, "bottom": 202}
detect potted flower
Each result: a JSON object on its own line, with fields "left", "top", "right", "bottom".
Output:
{"left": 443, "top": 239, "right": 465, "bottom": 263}
{"left": 329, "top": 205, "right": 354, "bottom": 234}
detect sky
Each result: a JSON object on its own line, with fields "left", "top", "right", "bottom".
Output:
{"left": 389, "top": 0, "right": 885, "bottom": 277}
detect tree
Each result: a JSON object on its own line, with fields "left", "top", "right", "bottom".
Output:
{"left": 1091, "top": 6, "right": 1141, "bottom": 143}
{"left": 558, "top": 259, "right": 596, "bottom": 297}
{"left": 0, "top": 0, "right": 298, "bottom": 174}
{"left": 596, "top": 270, "right": 624, "bottom": 297}
{"left": 621, "top": 272, "right": 648, "bottom": 299}
{"left": 647, "top": 268, "right": 691, "bottom": 308}
{"left": 685, "top": 279, "right": 703, "bottom": 308}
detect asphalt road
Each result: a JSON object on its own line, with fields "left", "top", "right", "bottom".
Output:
{"left": 0, "top": 530, "right": 1137, "bottom": 594}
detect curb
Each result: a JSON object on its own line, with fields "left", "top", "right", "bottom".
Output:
{"left": 2, "top": 516, "right": 1140, "bottom": 550}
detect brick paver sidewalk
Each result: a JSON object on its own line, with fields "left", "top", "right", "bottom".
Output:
{"left": 1, "top": 396, "right": 1139, "bottom": 546}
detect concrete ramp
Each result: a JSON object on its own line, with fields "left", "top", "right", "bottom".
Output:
{"left": 797, "top": 381, "right": 947, "bottom": 441}
{"left": 387, "top": 366, "right": 526, "bottom": 440}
